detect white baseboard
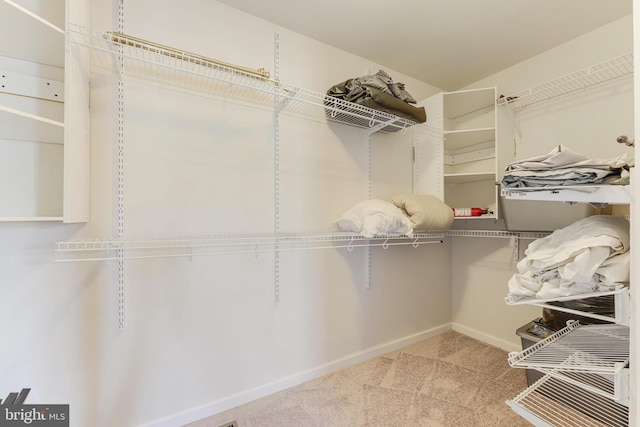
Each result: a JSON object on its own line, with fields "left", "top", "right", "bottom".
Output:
{"left": 141, "top": 323, "right": 452, "bottom": 427}
{"left": 452, "top": 322, "right": 521, "bottom": 353}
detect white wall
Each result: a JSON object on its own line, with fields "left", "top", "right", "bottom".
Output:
{"left": 451, "top": 14, "right": 634, "bottom": 351}
{"left": 0, "top": 1, "right": 449, "bottom": 427}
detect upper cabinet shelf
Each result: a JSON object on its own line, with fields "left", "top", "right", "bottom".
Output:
{"left": 68, "top": 25, "right": 440, "bottom": 136}
{"left": 498, "top": 53, "right": 633, "bottom": 110}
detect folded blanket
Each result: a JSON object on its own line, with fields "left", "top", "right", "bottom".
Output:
{"left": 504, "top": 145, "right": 628, "bottom": 172}
{"left": 325, "top": 69, "right": 427, "bottom": 126}
{"left": 334, "top": 199, "right": 414, "bottom": 238}
{"left": 508, "top": 215, "right": 630, "bottom": 299}
{"left": 359, "top": 88, "right": 427, "bottom": 123}
{"left": 390, "top": 194, "right": 453, "bottom": 232}
{"left": 501, "top": 145, "right": 630, "bottom": 188}
{"left": 502, "top": 167, "right": 630, "bottom": 188}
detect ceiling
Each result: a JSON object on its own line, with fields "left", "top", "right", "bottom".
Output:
{"left": 218, "top": 0, "right": 632, "bottom": 90}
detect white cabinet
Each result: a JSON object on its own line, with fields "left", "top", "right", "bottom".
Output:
{"left": 0, "top": 0, "right": 90, "bottom": 222}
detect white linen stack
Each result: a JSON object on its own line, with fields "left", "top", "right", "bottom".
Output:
{"left": 507, "top": 215, "right": 630, "bottom": 300}
{"left": 501, "top": 145, "right": 630, "bottom": 188}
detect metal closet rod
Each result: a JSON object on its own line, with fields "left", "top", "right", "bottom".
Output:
{"left": 106, "top": 31, "right": 271, "bottom": 80}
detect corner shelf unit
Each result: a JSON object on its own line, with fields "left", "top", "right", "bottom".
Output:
{"left": 442, "top": 87, "right": 499, "bottom": 219}
{"left": 497, "top": 53, "right": 633, "bottom": 110}
{"left": 67, "top": 24, "right": 441, "bottom": 137}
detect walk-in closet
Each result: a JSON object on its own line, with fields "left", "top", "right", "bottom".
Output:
{"left": 0, "top": 1, "right": 637, "bottom": 426}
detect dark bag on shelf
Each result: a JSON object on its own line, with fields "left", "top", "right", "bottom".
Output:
{"left": 541, "top": 294, "right": 615, "bottom": 330}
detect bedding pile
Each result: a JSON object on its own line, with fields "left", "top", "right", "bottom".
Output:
{"left": 501, "top": 145, "right": 631, "bottom": 189}
{"left": 325, "top": 69, "right": 427, "bottom": 128}
{"left": 334, "top": 194, "right": 453, "bottom": 237}
{"left": 507, "top": 215, "right": 630, "bottom": 301}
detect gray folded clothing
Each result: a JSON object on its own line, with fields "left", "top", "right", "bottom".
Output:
{"left": 325, "top": 70, "right": 427, "bottom": 127}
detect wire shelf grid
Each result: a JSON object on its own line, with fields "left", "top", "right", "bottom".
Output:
{"left": 498, "top": 53, "right": 633, "bottom": 110}
{"left": 508, "top": 321, "right": 629, "bottom": 402}
{"left": 67, "top": 24, "right": 441, "bottom": 136}
{"left": 507, "top": 374, "right": 629, "bottom": 427}
{"left": 508, "top": 321, "right": 629, "bottom": 373}
{"left": 446, "top": 229, "right": 550, "bottom": 240}
{"left": 506, "top": 288, "right": 629, "bottom": 326}
{"left": 53, "top": 229, "right": 556, "bottom": 262}
{"left": 54, "top": 232, "right": 446, "bottom": 262}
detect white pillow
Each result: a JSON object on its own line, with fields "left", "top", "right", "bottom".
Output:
{"left": 335, "top": 199, "right": 414, "bottom": 238}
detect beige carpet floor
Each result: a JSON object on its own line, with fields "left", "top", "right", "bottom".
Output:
{"left": 186, "top": 330, "right": 532, "bottom": 427}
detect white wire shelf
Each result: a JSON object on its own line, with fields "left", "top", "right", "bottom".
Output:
{"left": 506, "top": 287, "right": 630, "bottom": 326}
{"left": 508, "top": 321, "right": 630, "bottom": 403}
{"left": 53, "top": 229, "right": 556, "bottom": 262}
{"left": 446, "top": 229, "right": 550, "bottom": 240}
{"left": 507, "top": 374, "right": 629, "bottom": 427}
{"left": 501, "top": 185, "right": 631, "bottom": 205}
{"left": 54, "top": 232, "right": 446, "bottom": 262}
{"left": 67, "top": 24, "right": 441, "bottom": 136}
{"left": 498, "top": 53, "right": 633, "bottom": 110}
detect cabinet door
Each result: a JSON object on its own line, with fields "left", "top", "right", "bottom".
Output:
{"left": 413, "top": 93, "right": 444, "bottom": 199}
